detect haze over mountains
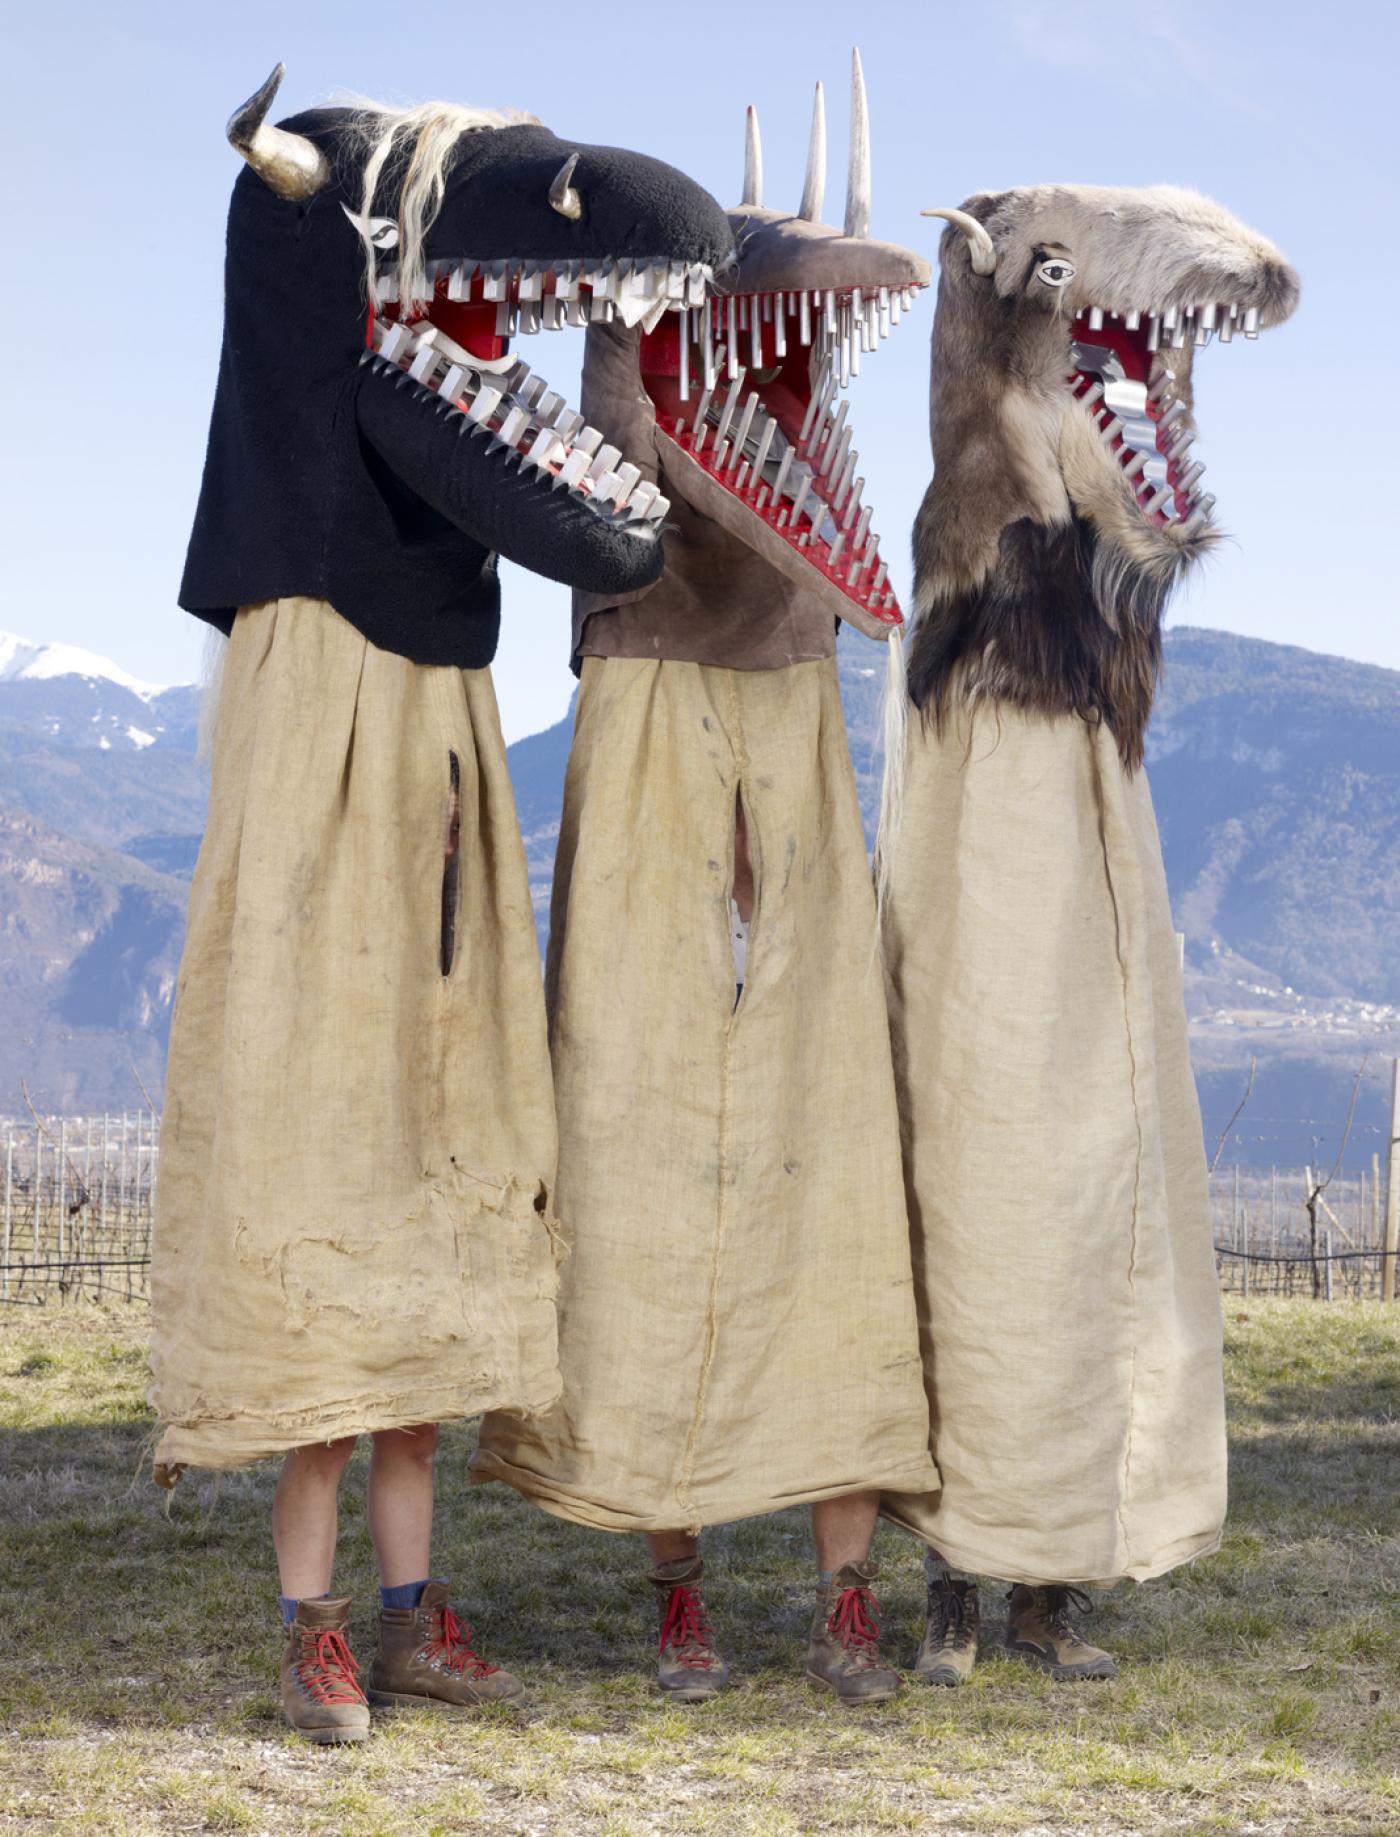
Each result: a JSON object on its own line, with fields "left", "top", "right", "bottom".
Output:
{"left": 1, "top": 624, "right": 1396, "bottom": 1167}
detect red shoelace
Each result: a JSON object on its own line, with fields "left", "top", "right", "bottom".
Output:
{"left": 828, "top": 1586, "right": 883, "bottom": 1665}
{"left": 424, "top": 1603, "right": 500, "bottom": 1677}
{"left": 293, "top": 1627, "right": 366, "bottom": 1705}
{"left": 660, "top": 1585, "right": 719, "bottom": 1670}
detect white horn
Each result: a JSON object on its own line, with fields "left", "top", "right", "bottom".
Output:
{"left": 844, "top": 47, "right": 870, "bottom": 239}
{"left": 922, "top": 207, "right": 997, "bottom": 277}
{"left": 742, "top": 105, "right": 763, "bottom": 208}
{"left": 227, "top": 64, "right": 329, "bottom": 202}
{"left": 550, "top": 152, "right": 583, "bottom": 220}
{"left": 798, "top": 80, "right": 826, "bottom": 222}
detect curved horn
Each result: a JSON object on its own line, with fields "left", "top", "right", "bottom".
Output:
{"left": 549, "top": 151, "right": 582, "bottom": 220}
{"left": 844, "top": 47, "right": 870, "bottom": 239}
{"left": 797, "top": 80, "right": 826, "bottom": 222}
{"left": 227, "top": 64, "right": 329, "bottom": 201}
{"left": 742, "top": 105, "right": 763, "bottom": 208}
{"left": 922, "top": 207, "right": 997, "bottom": 276}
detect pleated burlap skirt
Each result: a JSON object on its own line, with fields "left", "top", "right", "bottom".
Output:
{"left": 150, "top": 598, "right": 561, "bottom": 1478}
{"left": 472, "top": 654, "right": 936, "bottom": 1532}
{"left": 879, "top": 700, "right": 1226, "bottom": 1584}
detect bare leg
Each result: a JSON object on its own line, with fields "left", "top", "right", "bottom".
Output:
{"left": 646, "top": 1530, "right": 699, "bottom": 1566}
{"left": 272, "top": 1436, "right": 357, "bottom": 1601}
{"left": 366, "top": 1422, "right": 440, "bottom": 1589}
{"left": 811, "top": 1490, "right": 880, "bottom": 1572}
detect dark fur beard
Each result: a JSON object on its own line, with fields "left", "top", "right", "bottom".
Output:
{"left": 907, "top": 515, "right": 1167, "bottom": 771}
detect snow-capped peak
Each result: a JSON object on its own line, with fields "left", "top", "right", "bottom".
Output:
{"left": 0, "top": 631, "right": 170, "bottom": 701}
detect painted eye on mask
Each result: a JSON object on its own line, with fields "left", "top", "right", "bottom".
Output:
{"left": 340, "top": 203, "right": 400, "bottom": 250}
{"left": 1037, "top": 258, "right": 1075, "bottom": 289}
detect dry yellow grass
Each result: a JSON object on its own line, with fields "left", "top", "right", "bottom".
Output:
{"left": 1, "top": 1298, "right": 1396, "bottom": 1835}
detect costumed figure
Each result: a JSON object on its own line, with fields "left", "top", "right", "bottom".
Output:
{"left": 151, "top": 64, "right": 733, "bottom": 1741}
{"left": 473, "top": 55, "right": 938, "bottom": 1705}
{"left": 876, "top": 183, "right": 1299, "bottom": 1683}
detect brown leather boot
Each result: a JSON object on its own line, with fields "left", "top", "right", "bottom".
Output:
{"left": 1005, "top": 1585, "right": 1117, "bottom": 1680}
{"left": 648, "top": 1557, "right": 729, "bottom": 1701}
{"left": 280, "top": 1596, "right": 371, "bottom": 1744}
{"left": 806, "top": 1561, "right": 901, "bottom": 1705}
{"left": 367, "top": 1581, "right": 525, "bottom": 1711}
{"left": 914, "top": 1572, "right": 980, "bottom": 1687}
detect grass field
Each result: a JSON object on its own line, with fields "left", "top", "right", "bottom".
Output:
{"left": 1, "top": 1299, "right": 1396, "bottom": 1837}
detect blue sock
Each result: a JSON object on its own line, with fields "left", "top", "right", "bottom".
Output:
{"left": 379, "top": 1578, "right": 431, "bottom": 1611}
{"left": 281, "top": 1591, "right": 334, "bottom": 1623}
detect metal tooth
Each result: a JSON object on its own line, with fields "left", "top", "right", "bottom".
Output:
{"left": 687, "top": 264, "right": 707, "bottom": 308}
{"left": 438, "top": 365, "right": 470, "bottom": 403}
{"left": 798, "top": 361, "right": 834, "bottom": 445}
{"left": 1178, "top": 459, "right": 1206, "bottom": 491}
{"left": 1243, "top": 306, "right": 1260, "bottom": 338}
{"left": 677, "top": 305, "right": 690, "bottom": 404}
{"left": 1143, "top": 483, "right": 1174, "bottom": 515}
{"left": 1122, "top": 451, "right": 1147, "bottom": 480}
{"left": 536, "top": 390, "right": 565, "bottom": 426}
{"left": 482, "top": 262, "right": 509, "bottom": 302}
{"left": 1218, "top": 317, "right": 1234, "bottom": 344}
{"left": 1195, "top": 322, "right": 1212, "bottom": 347}
{"left": 799, "top": 290, "right": 812, "bottom": 346}
{"left": 566, "top": 299, "right": 589, "bottom": 328}
{"left": 772, "top": 443, "right": 795, "bottom": 502}
{"left": 1087, "top": 306, "right": 1105, "bottom": 330}
{"left": 729, "top": 393, "right": 760, "bottom": 471}
{"left": 1148, "top": 368, "right": 1172, "bottom": 401}
{"left": 853, "top": 503, "right": 873, "bottom": 549}
{"left": 518, "top": 266, "right": 544, "bottom": 302}
{"left": 871, "top": 561, "right": 888, "bottom": 595}
{"left": 773, "top": 295, "right": 787, "bottom": 358}
{"left": 1178, "top": 509, "right": 1208, "bottom": 539}
{"left": 447, "top": 263, "right": 473, "bottom": 302}
{"left": 1146, "top": 316, "right": 1162, "bottom": 353}
{"left": 627, "top": 482, "right": 659, "bottom": 519}
{"left": 1079, "top": 380, "right": 1105, "bottom": 410}
{"left": 648, "top": 493, "right": 671, "bottom": 522}
{"left": 826, "top": 427, "right": 854, "bottom": 490}
{"left": 828, "top": 532, "right": 845, "bottom": 569}
{"left": 407, "top": 346, "right": 440, "bottom": 385}
{"left": 726, "top": 298, "right": 739, "bottom": 378}
{"left": 498, "top": 406, "right": 531, "bottom": 447}
{"left": 1158, "top": 398, "right": 1187, "bottom": 428}
{"left": 832, "top": 448, "right": 858, "bottom": 510}
{"left": 375, "top": 272, "right": 399, "bottom": 305}
{"left": 815, "top": 397, "right": 849, "bottom": 463}
{"left": 889, "top": 290, "right": 901, "bottom": 326}
{"left": 516, "top": 375, "right": 545, "bottom": 408}
{"left": 587, "top": 444, "right": 622, "bottom": 480}
{"left": 713, "top": 373, "right": 746, "bottom": 452}
{"left": 1162, "top": 305, "right": 1179, "bottom": 331}
{"left": 841, "top": 479, "right": 864, "bottom": 530}
{"left": 1194, "top": 492, "right": 1217, "bottom": 517}
{"left": 750, "top": 303, "right": 763, "bottom": 369}
{"left": 1171, "top": 319, "right": 1189, "bottom": 349}
{"left": 495, "top": 303, "right": 512, "bottom": 337}
{"left": 613, "top": 462, "right": 642, "bottom": 505}
{"left": 557, "top": 449, "right": 591, "bottom": 488}
{"left": 790, "top": 472, "right": 813, "bottom": 527}
{"left": 847, "top": 558, "right": 863, "bottom": 586}
{"left": 751, "top": 414, "right": 778, "bottom": 484}
{"left": 379, "top": 322, "right": 413, "bottom": 363}
{"left": 701, "top": 298, "right": 716, "bottom": 390}
{"left": 468, "top": 387, "right": 502, "bottom": 427}
{"left": 589, "top": 293, "right": 613, "bottom": 323}
{"left": 590, "top": 471, "right": 621, "bottom": 505}
{"left": 1100, "top": 417, "right": 1123, "bottom": 446}
{"left": 1200, "top": 303, "right": 1219, "bottom": 331}
{"left": 555, "top": 410, "right": 584, "bottom": 444}
{"left": 573, "top": 427, "right": 604, "bottom": 458}
{"left": 1124, "top": 311, "right": 1141, "bottom": 331}
{"left": 525, "top": 426, "right": 562, "bottom": 469}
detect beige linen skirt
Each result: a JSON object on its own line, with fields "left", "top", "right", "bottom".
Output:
{"left": 150, "top": 597, "right": 561, "bottom": 1478}
{"left": 471, "top": 654, "right": 936, "bottom": 1532}
{"left": 879, "top": 700, "right": 1227, "bottom": 1584}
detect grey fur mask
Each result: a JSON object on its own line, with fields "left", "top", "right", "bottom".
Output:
{"left": 908, "top": 184, "right": 1299, "bottom": 766}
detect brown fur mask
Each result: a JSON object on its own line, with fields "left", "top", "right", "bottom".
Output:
{"left": 908, "top": 185, "right": 1298, "bottom": 766}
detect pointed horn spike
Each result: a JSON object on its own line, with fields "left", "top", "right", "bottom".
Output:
{"left": 921, "top": 207, "right": 997, "bottom": 277}
{"left": 798, "top": 80, "right": 826, "bottom": 222}
{"left": 226, "top": 64, "right": 329, "bottom": 201}
{"left": 742, "top": 105, "right": 763, "bottom": 208}
{"left": 550, "top": 152, "right": 582, "bottom": 220}
{"left": 844, "top": 48, "right": 870, "bottom": 239}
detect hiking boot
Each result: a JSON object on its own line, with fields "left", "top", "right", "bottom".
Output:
{"left": 280, "top": 1596, "right": 371, "bottom": 1744}
{"left": 914, "top": 1572, "right": 980, "bottom": 1687}
{"left": 648, "top": 1556, "right": 729, "bottom": 1701}
{"left": 1005, "top": 1584, "right": 1117, "bottom": 1681}
{"left": 807, "top": 1561, "right": 901, "bottom": 1705}
{"left": 367, "top": 1580, "right": 525, "bottom": 1711}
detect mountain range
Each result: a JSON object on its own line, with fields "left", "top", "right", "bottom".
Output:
{"left": 2, "top": 623, "right": 1397, "bottom": 1168}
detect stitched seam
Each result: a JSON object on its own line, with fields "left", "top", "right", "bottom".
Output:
{"left": 675, "top": 671, "right": 749, "bottom": 1527}
{"left": 1096, "top": 735, "right": 1144, "bottom": 1573}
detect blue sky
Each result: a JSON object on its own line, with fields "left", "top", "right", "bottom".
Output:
{"left": 4, "top": 0, "right": 1395, "bottom": 740}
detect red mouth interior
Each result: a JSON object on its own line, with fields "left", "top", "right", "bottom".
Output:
{"left": 638, "top": 289, "right": 916, "bottom": 626}
{"left": 1068, "top": 311, "right": 1210, "bottom": 533}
